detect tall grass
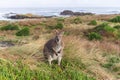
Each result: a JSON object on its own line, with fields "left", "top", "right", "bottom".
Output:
{"left": 0, "top": 58, "right": 95, "bottom": 80}
{"left": 0, "top": 15, "right": 120, "bottom": 80}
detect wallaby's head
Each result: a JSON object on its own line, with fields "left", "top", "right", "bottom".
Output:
{"left": 55, "top": 30, "right": 64, "bottom": 43}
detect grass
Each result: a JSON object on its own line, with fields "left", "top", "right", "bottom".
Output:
{"left": 73, "top": 17, "right": 82, "bottom": 24}
{"left": 88, "top": 20, "right": 97, "bottom": 25}
{"left": 114, "top": 25, "right": 120, "bottom": 29}
{"left": 1, "top": 24, "right": 19, "bottom": 31}
{"left": 110, "top": 16, "right": 120, "bottom": 23}
{"left": 87, "top": 32, "right": 102, "bottom": 40}
{"left": 101, "top": 55, "right": 120, "bottom": 78}
{"left": 0, "top": 57, "right": 95, "bottom": 80}
{"left": 0, "top": 15, "right": 120, "bottom": 80}
{"left": 86, "top": 22, "right": 120, "bottom": 39}
{"left": 16, "top": 27, "right": 30, "bottom": 36}
{"left": 47, "top": 22, "right": 64, "bottom": 30}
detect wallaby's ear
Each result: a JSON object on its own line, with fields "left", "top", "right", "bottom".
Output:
{"left": 59, "top": 31, "right": 64, "bottom": 36}
{"left": 55, "top": 29, "right": 59, "bottom": 34}
{"left": 61, "top": 31, "right": 64, "bottom": 34}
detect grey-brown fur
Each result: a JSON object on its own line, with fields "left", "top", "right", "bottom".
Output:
{"left": 43, "top": 30, "right": 64, "bottom": 65}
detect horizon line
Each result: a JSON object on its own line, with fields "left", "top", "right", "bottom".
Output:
{"left": 0, "top": 6, "right": 120, "bottom": 8}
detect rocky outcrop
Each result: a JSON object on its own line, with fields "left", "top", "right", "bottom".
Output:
{"left": 5, "top": 13, "right": 56, "bottom": 19}
{"left": 6, "top": 13, "right": 42, "bottom": 19}
{"left": 60, "top": 10, "right": 74, "bottom": 15}
{"left": 0, "top": 41, "right": 14, "bottom": 47}
{"left": 60, "top": 10, "right": 94, "bottom": 16}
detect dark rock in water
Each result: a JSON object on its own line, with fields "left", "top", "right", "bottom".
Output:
{"left": 7, "top": 14, "right": 42, "bottom": 19}
{"left": 5, "top": 13, "right": 56, "bottom": 19}
{"left": 60, "top": 10, "right": 94, "bottom": 16}
{"left": 60, "top": 10, "right": 74, "bottom": 15}
{"left": 3, "top": 12, "right": 17, "bottom": 18}
{"left": 8, "top": 15, "right": 26, "bottom": 19}
{"left": 0, "top": 41, "right": 15, "bottom": 47}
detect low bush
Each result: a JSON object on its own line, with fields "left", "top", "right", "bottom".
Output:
{"left": 104, "top": 25, "right": 116, "bottom": 33}
{"left": 94, "top": 22, "right": 109, "bottom": 31}
{"left": 109, "top": 56, "right": 120, "bottom": 63}
{"left": 112, "top": 66, "right": 120, "bottom": 72}
{"left": 16, "top": 27, "right": 30, "bottom": 36}
{"left": 102, "top": 56, "right": 120, "bottom": 74}
{"left": 1, "top": 24, "right": 19, "bottom": 31}
{"left": 102, "top": 62, "right": 113, "bottom": 69}
{"left": 57, "top": 17, "right": 65, "bottom": 22}
{"left": 73, "top": 17, "right": 82, "bottom": 24}
{"left": 110, "top": 16, "right": 120, "bottom": 23}
{"left": 114, "top": 25, "right": 120, "bottom": 29}
{"left": 93, "top": 23, "right": 118, "bottom": 37}
{"left": 48, "top": 22, "right": 64, "bottom": 30}
{"left": 117, "top": 32, "right": 120, "bottom": 39}
{"left": 55, "top": 22, "right": 64, "bottom": 29}
{"left": 88, "top": 20, "right": 97, "bottom": 25}
{"left": 88, "top": 32, "right": 102, "bottom": 40}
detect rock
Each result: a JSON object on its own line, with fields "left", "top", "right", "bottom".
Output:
{"left": 8, "top": 15, "right": 26, "bottom": 19}
{"left": 5, "top": 13, "right": 56, "bottom": 19}
{"left": 7, "top": 13, "right": 42, "bottom": 19}
{"left": 60, "top": 10, "right": 94, "bottom": 16}
{"left": 60, "top": 10, "right": 74, "bottom": 15}
{"left": 3, "top": 12, "right": 17, "bottom": 18}
{"left": 0, "top": 41, "right": 14, "bottom": 47}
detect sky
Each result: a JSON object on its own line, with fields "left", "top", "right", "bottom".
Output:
{"left": 0, "top": 0, "right": 120, "bottom": 8}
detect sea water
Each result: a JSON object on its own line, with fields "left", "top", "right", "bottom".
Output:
{"left": 0, "top": 7, "right": 120, "bottom": 20}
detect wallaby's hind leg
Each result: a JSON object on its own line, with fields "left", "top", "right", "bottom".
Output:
{"left": 48, "top": 60, "right": 52, "bottom": 65}
{"left": 48, "top": 56, "right": 52, "bottom": 66}
{"left": 58, "top": 57, "right": 62, "bottom": 66}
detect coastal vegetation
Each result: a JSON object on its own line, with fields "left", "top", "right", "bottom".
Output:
{"left": 88, "top": 20, "right": 97, "bottom": 25}
{"left": 0, "top": 14, "right": 120, "bottom": 80}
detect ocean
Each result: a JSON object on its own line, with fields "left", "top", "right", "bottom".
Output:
{"left": 0, "top": 7, "right": 120, "bottom": 20}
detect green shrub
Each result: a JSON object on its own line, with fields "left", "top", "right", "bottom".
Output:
{"left": 102, "top": 56, "right": 120, "bottom": 72}
{"left": 88, "top": 32, "right": 102, "bottom": 40}
{"left": 114, "top": 25, "right": 120, "bottom": 29}
{"left": 94, "top": 22, "right": 109, "bottom": 31}
{"left": 104, "top": 25, "right": 116, "bottom": 32}
{"left": 117, "top": 32, "right": 120, "bottom": 39}
{"left": 109, "top": 56, "right": 120, "bottom": 63}
{"left": 112, "top": 66, "right": 120, "bottom": 72}
{"left": 1, "top": 24, "right": 19, "bottom": 31}
{"left": 102, "top": 63, "right": 113, "bottom": 69}
{"left": 64, "top": 31, "right": 70, "bottom": 36}
{"left": 48, "top": 22, "right": 64, "bottom": 30}
{"left": 87, "top": 22, "right": 120, "bottom": 39}
{"left": 93, "top": 23, "right": 119, "bottom": 37}
{"left": 57, "top": 17, "right": 65, "bottom": 22}
{"left": 16, "top": 27, "right": 30, "bottom": 36}
{"left": 73, "top": 17, "right": 82, "bottom": 24}
{"left": 88, "top": 20, "right": 97, "bottom": 25}
{"left": 110, "top": 16, "right": 120, "bottom": 23}
{"left": 55, "top": 22, "right": 64, "bottom": 29}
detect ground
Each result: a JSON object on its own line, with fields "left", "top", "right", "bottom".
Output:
{"left": 0, "top": 14, "right": 120, "bottom": 80}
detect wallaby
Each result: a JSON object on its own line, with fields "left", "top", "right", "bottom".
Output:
{"left": 43, "top": 30, "right": 64, "bottom": 65}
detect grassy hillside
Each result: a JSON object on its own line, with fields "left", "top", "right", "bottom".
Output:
{"left": 0, "top": 14, "right": 120, "bottom": 80}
